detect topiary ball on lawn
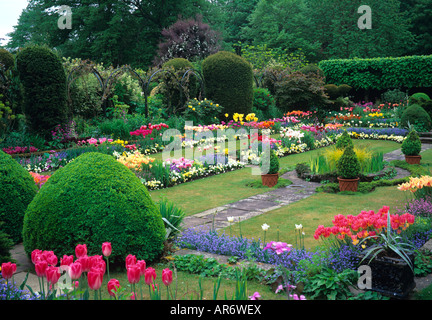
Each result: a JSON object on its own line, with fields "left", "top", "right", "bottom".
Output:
{"left": 400, "top": 103, "right": 432, "bottom": 131}
{"left": 22, "top": 152, "right": 166, "bottom": 265}
{"left": 0, "top": 150, "right": 38, "bottom": 244}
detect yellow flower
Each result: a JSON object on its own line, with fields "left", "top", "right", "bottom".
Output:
{"left": 192, "top": 108, "right": 195, "bottom": 111}
{"left": 225, "top": 113, "right": 229, "bottom": 118}
{"left": 188, "top": 105, "right": 192, "bottom": 108}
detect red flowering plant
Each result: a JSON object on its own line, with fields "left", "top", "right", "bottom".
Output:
{"left": 314, "top": 206, "right": 416, "bottom": 267}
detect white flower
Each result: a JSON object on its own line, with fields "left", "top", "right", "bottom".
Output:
{"left": 262, "top": 223, "right": 270, "bottom": 231}
{"left": 227, "top": 216, "right": 234, "bottom": 223}
{"left": 295, "top": 224, "right": 303, "bottom": 230}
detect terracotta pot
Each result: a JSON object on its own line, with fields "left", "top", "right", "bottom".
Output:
{"left": 337, "top": 177, "right": 359, "bottom": 192}
{"left": 405, "top": 155, "right": 421, "bottom": 165}
{"left": 261, "top": 173, "right": 279, "bottom": 187}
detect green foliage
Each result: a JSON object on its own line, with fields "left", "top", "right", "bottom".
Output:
{"left": 0, "top": 48, "right": 15, "bottom": 71}
{"left": 381, "top": 89, "right": 408, "bottom": 104}
{"left": 252, "top": 88, "right": 280, "bottom": 120}
{"left": 400, "top": 104, "right": 432, "bottom": 131}
{"left": 0, "top": 221, "right": 14, "bottom": 263}
{"left": 303, "top": 267, "right": 358, "bottom": 300}
{"left": 22, "top": 152, "right": 166, "bottom": 264}
{"left": 299, "top": 63, "right": 325, "bottom": 78}
{"left": 336, "top": 144, "right": 361, "bottom": 179}
{"left": 183, "top": 98, "right": 222, "bottom": 125}
{"left": 16, "top": 46, "right": 68, "bottom": 138}
{"left": 414, "top": 249, "right": 432, "bottom": 277}
{"left": 0, "top": 150, "right": 38, "bottom": 244}
{"left": 324, "top": 84, "right": 352, "bottom": 100}
{"left": 401, "top": 129, "right": 422, "bottom": 156}
{"left": 273, "top": 70, "right": 329, "bottom": 112}
{"left": 319, "top": 55, "right": 432, "bottom": 91}
{"left": 335, "top": 130, "right": 354, "bottom": 150}
{"left": 261, "top": 150, "right": 279, "bottom": 175}
{"left": 202, "top": 51, "right": 253, "bottom": 117}
{"left": 157, "top": 197, "right": 186, "bottom": 240}
{"left": 410, "top": 92, "right": 432, "bottom": 117}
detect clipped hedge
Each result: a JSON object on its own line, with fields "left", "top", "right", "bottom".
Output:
{"left": 0, "top": 150, "right": 38, "bottom": 244}
{"left": 202, "top": 51, "right": 253, "bottom": 117}
{"left": 318, "top": 55, "right": 432, "bottom": 90}
{"left": 22, "top": 152, "right": 166, "bottom": 264}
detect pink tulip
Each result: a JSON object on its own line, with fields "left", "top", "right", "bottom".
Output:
{"left": 46, "top": 266, "right": 61, "bottom": 285}
{"left": 125, "top": 254, "right": 137, "bottom": 269}
{"left": 31, "top": 249, "right": 43, "bottom": 264}
{"left": 144, "top": 267, "right": 156, "bottom": 285}
{"left": 127, "top": 264, "right": 141, "bottom": 284}
{"left": 60, "top": 255, "right": 74, "bottom": 266}
{"left": 68, "top": 262, "right": 83, "bottom": 280}
{"left": 102, "top": 242, "right": 112, "bottom": 257}
{"left": 1, "top": 262, "right": 17, "bottom": 280}
{"left": 35, "top": 260, "right": 48, "bottom": 277}
{"left": 107, "top": 278, "right": 121, "bottom": 297}
{"left": 136, "top": 260, "right": 146, "bottom": 276}
{"left": 162, "top": 268, "right": 173, "bottom": 287}
{"left": 87, "top": 267, "right": 103, "bottom": 290}
{"left": 75, "top": 244, "right": 87, "bottom": 258}
{"left": 76, "top": 255, "right": 90, "bottom": 273}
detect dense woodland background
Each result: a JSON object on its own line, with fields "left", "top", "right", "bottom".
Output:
{"left": 3, "top": 0, "right": 432, "bottom": 68}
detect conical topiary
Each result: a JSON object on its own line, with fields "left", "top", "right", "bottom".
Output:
{"left": 335, "top": 130, "right": 354, "bottom": 150}
{"left": 336, "top": 144, "right": 361, "bottom": 179}
{"left": 401, "top": 130, "right": 422, "bottom": 156}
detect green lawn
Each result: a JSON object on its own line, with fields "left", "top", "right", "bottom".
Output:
{"left": 149, "top": 139, "right": 402, "bottom": 216}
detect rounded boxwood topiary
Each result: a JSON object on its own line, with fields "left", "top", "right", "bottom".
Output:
{"left": 400, "top": 103, "right": 432, "bottom": 131}
{"left": 22, "top": 152, "right": 166, "bottom": 264}
{"left": 336, "top": 144, "right": 361, "bottom": 179}
{"left": 401, "top": 130, "right": 422, "bottom": 156}
{"left": 0, "top": 48, "right": 15, "bottom": 71}
{"left": 16, "top": 45, "right": 68, "bottom": 138}
{"left": 202, "top": 51, "right": 253, "bottom": 117}
{"left": 0, "top": 150, "right": 38, "bottom": 244}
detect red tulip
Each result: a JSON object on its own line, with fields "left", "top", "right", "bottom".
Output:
{"left": 1, "top": 262, "right": 17, "bottom": 280}
{"left": 107, "top": 278, "right": 121, "bottom": 297}
{"left": 31, "top": 249, "right": 43, "bottom": 264}
{"left": 162, "top": 268, "right": 173, "bottom": 287}
{"left": 102, "top": 242, "right": 112, "bottom": 257}
{"left": 87, "top": 267, "right": 103, "bottom": 290}
{"left": 144, "top": 267, "right": 156, "bottom": 285}
{"left": 60, "top": 255, "right": 74, "bottom": 266}
{"left": 68, "top": 262, "right": 83, "bottom": 280}
{"left": 42, "top": 251, "right": 58, "bottom": 266}
{"left": 127, "top": 264, "right": 141, "bottom": 284}
{"left": 76, "top": 255, "right": 90, "bottom": 273}
{"left": 125, "top": 254, "right": 136, "bottom": 269}
{"left": 75, "top": 244, "right": 87, "bottom": 258}
{"left": 136, "top": 260, "right": 146, "bottom": 275}
{"left": 46, "top": 266, "right": 61, "bottom": 285}
{"left": 35, "top": 260, "right": 48, "bottom": 277}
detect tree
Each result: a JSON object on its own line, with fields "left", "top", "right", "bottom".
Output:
{"left": 153, "top": 15, "right": 222, "bottom": 65}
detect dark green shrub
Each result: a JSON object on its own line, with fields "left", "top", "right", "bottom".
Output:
{"left": 381, "top": 89, "right": 408, "bottom": 104}
{"left": 22, "top": 152, "right": 166, "bottom": 264}
{"left": 0, "top": 150, "right": 38, "bottom": 244}
{"left": 324, "top": 84, "right": 340, "bottom": 100}
{"left": 335, "top": 130, "right": 354, "bottom": 150}
{"left": 400, "top": 103, "right": 432, "bottom": 131}
{"left": 202, "top": 51, "right": 254, "bottom": 117}
{"left": 410, "top": 92, "right": 432, "bottom": 117}
{"left": 299, "top": 63, "right": 325, "bottom": 78}
{"left": 252, "top": 88, "right": 280, "bottom": 120}
{"left": 273, "top": 71, "right": 330, "bottom": 112}
{"left": 0, "top": 222, "right": 13, "bottom": 264}
{"left": 159, "top": 57, "right": 198, "bottom": 114}
{"left": 261, "top": 150, "right": 279, "bottom": 174}
{"left": 401, "top": 130, "right": 422, "bottom": 156}
{"left": 336, "top": 144, "right": 361, "bottom": 179}
{"left": 16, "top": 46, "right": 68, "bottom": 138}
{"left": 0, "top": 48, "right": 14, "bottom": 71}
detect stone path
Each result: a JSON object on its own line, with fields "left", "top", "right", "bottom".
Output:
{"left": 181, "top": 144, "right": 432, "bottom": 232}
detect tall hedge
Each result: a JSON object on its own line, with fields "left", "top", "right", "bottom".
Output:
{"left": 22, "top": 152, "right": 166, "bottom": 264}
{"left": 16, "top": 46, "right": 68, "bottom": 138}
{"left": 202, "top": 51, "right": 253, "bottom": 117}
{"left": 318, "top": 55, "right": 432, "bottom": 90}
{"left": 0, "top": 150, "right": 38, "bottom": 244}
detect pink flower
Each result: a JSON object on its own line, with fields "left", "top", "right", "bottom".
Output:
{"left": 102, "top": 242, "right": 112, "bottom": 257}
{"left": 1, "top": 262, "right": 17, "bottom": 280}
{"left": 249, "top": 292, "right": 261, "bottom": 300}
{"left": 75, "top": 244, "right": 87, "bottom": 258}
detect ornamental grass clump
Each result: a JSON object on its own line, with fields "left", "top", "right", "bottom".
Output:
{"left": 22, "top": 152, "right": 166, "bottom": 265}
